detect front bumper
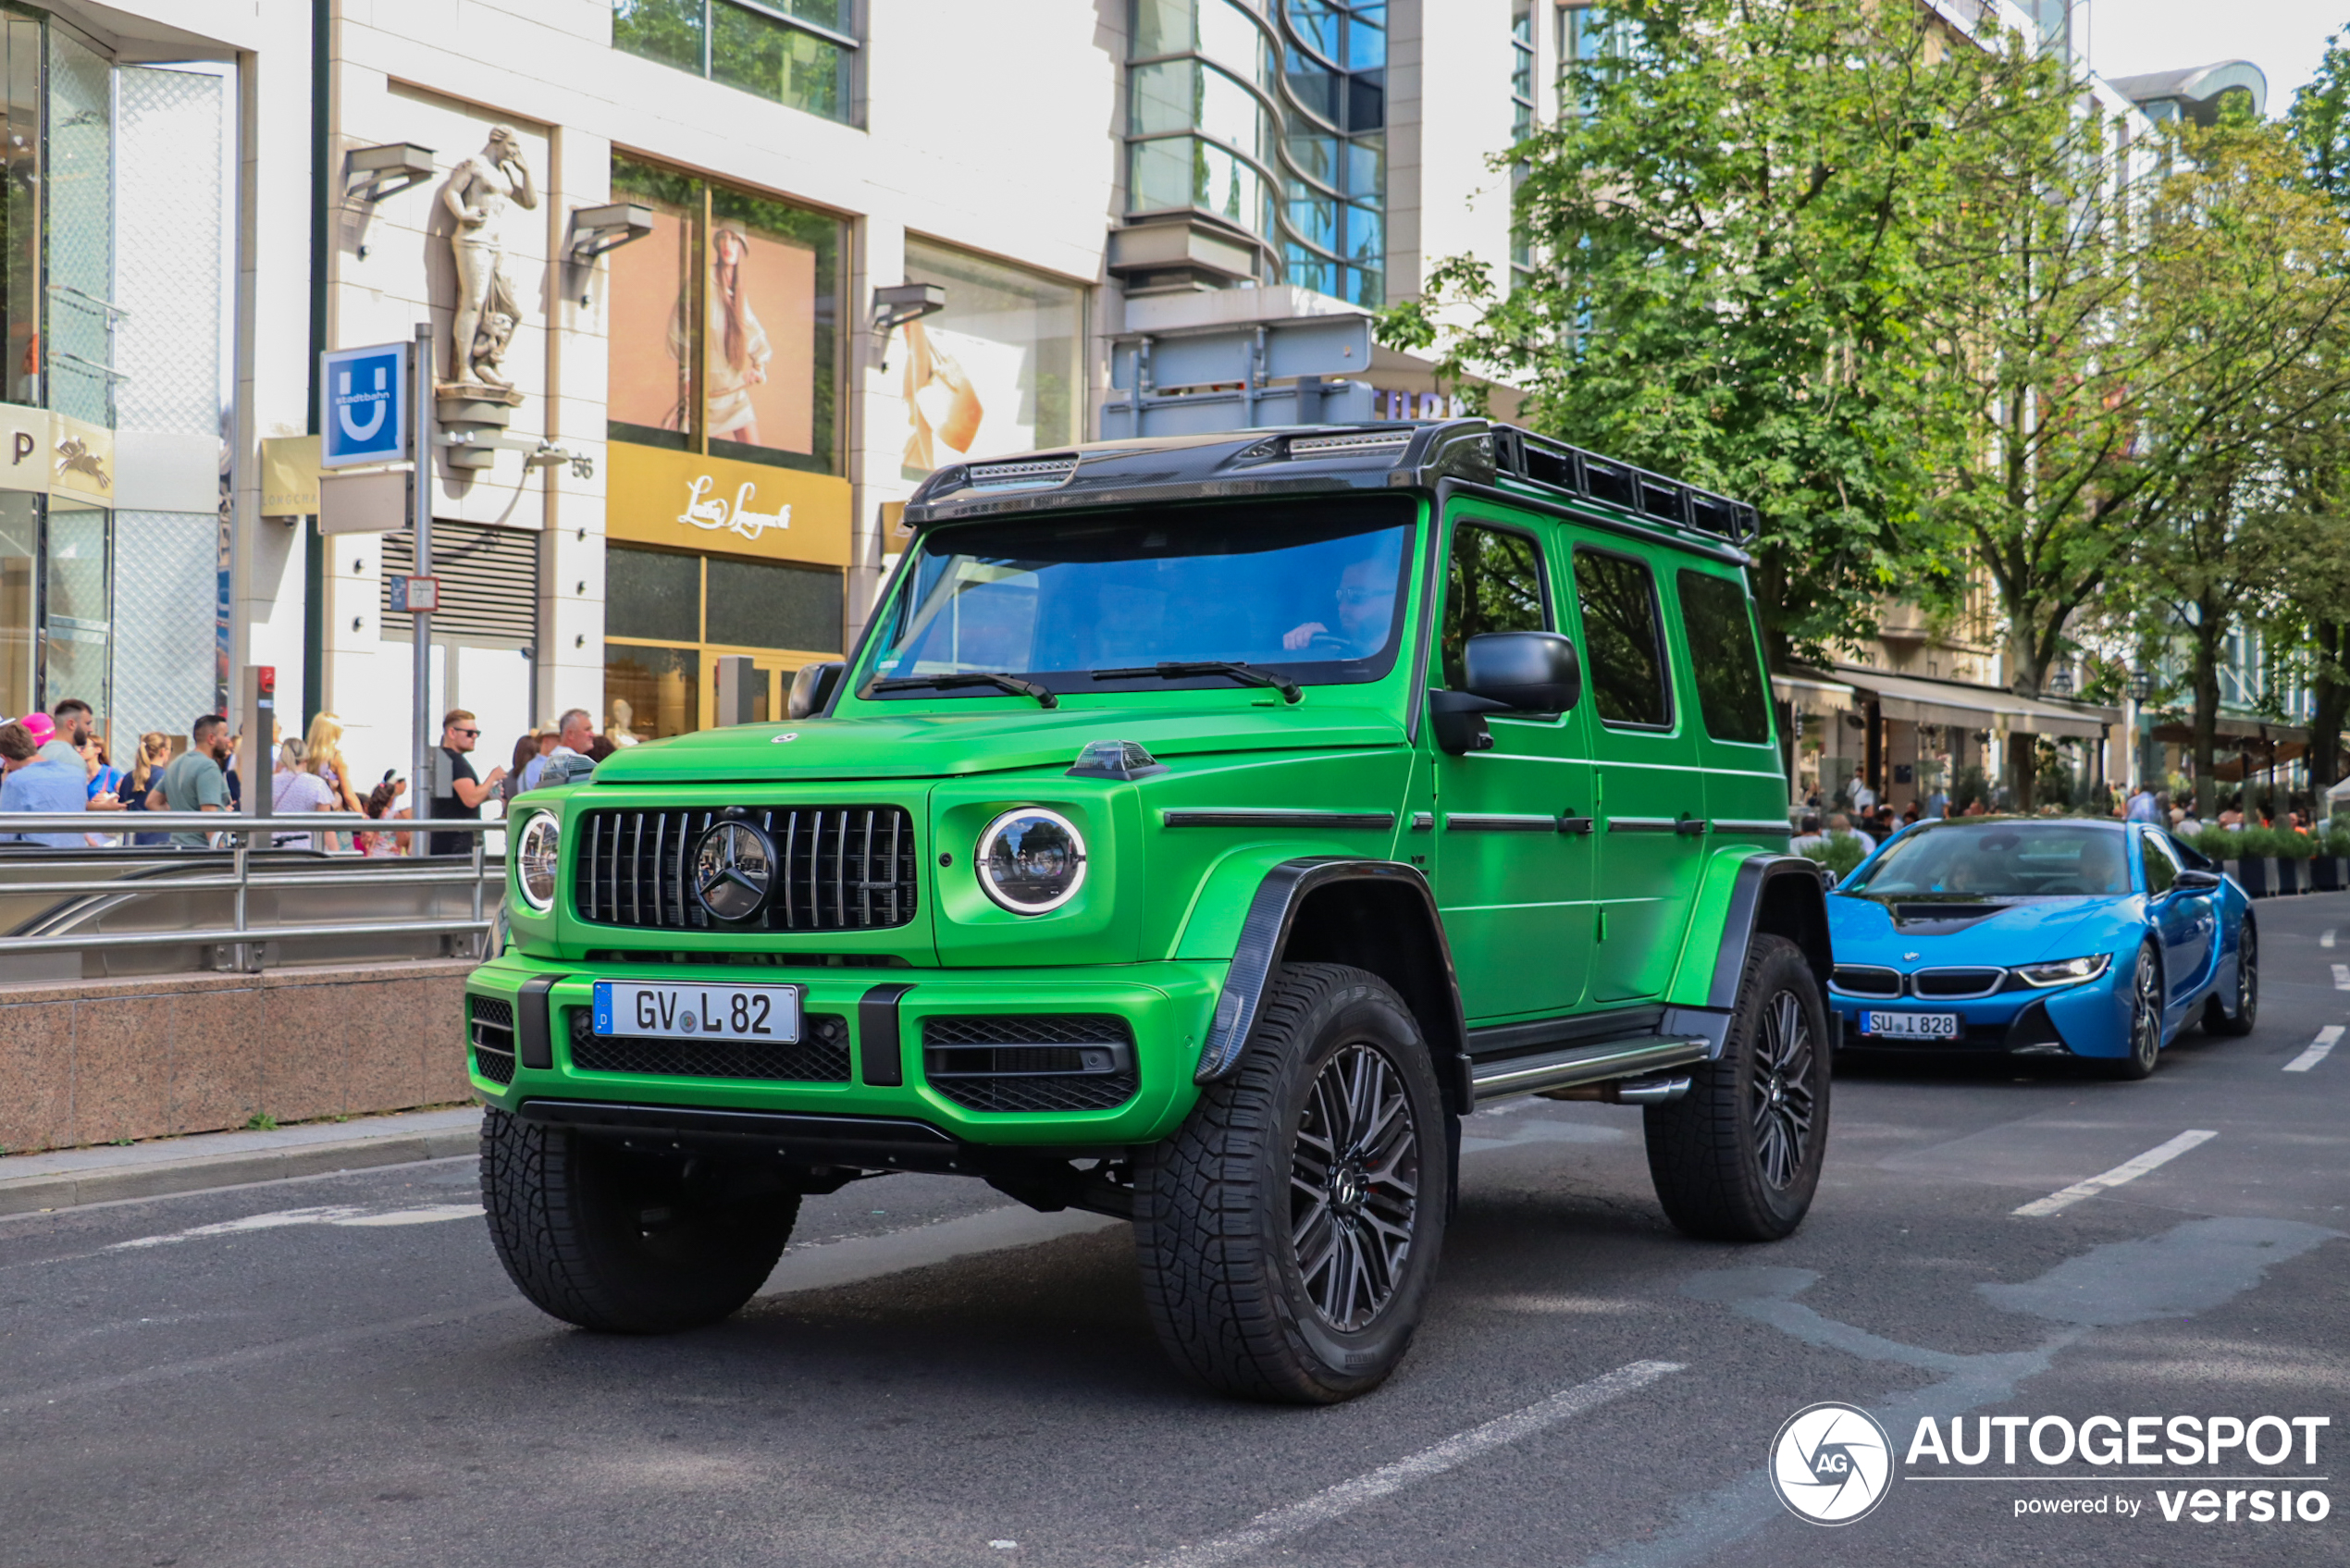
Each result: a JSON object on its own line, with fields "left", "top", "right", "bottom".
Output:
{"left": 463, "top": 952, "right": 1225, "bottom": 1151}
{"left": 1828, "top": 968, "right": 2130, "bottom": 1057}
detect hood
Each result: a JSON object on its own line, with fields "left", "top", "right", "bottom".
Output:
{"left": 588, "top": 701, "right": 1407, "bottom": 784}
{"left": 1827, "top": 894, "right": 2128, "bottom": 968}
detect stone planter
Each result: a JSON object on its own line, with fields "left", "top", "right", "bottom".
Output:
{"left": 2231, "top": 858, "right": 2266, "bottom": 897}
{"left": 2311, "top": 858, "right": 2341, "bottom": 894}
{"left": 2276, "top": 858, "right": 2303, "bottom": 896}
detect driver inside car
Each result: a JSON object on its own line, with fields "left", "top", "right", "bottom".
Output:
{"left": 1280, "top": 556, "right": 1398, "bottom": 657}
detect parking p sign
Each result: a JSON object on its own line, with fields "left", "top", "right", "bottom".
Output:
{"left": 320, "top": 341, "right": 410, "bottom": 468}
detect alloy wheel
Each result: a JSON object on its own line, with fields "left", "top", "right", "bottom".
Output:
{"left": 1290, "top": 1043, "right": 1420, "bottom": 1331}
{"left": 1749, "top": 989, "right": 1817, "bottom": 1191}
{"left": 2131, "top": 948, "right": 2162, "bottom": 1069}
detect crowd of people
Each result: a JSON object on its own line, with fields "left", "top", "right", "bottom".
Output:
{"left": 0, "top": 698, "right": 620, "bottom": 855}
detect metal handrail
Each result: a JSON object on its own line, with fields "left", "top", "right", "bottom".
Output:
{"left": 0, "top": 811, "right": 501, "bottom": 971}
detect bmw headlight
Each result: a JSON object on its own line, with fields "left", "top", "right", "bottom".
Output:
{"left": 976, "top": 808, "right": 1087, "bottom": 914}
{"left": 2013, "top": 954, "right": 2110, "bottom": 988}
{"left": 515, "top": 813, "right": 561, "bottom": 912}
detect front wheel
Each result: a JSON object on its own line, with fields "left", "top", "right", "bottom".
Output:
{"left": 1643, "top": 934, "right": 1829, "bottom": 1241}
{"left": 1135, "top": 963, "right": 1450, "bottom": 1403}
{"left": 2102, "top": 944, "right": 2165, "bottom": 1080}
{"left": 480, "top": 1108, "right": 798, "bottom": 1333}
{"left": 2202, "top": 920, "right": 2257, "bottom": 1036}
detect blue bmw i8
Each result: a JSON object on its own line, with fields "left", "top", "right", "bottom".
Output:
{"left": 1824, "top": 818, "right": 2256, "bottom": 1078}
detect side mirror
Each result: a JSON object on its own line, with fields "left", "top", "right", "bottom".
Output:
{"left": 1463, "top": 631, "right": 1581, "bottom": 714}
{"left": 787, "top": 661, "right": 845, "bottom": 721}
{"left": 2173, "top": 868, "right": 2222, "bottom": 891}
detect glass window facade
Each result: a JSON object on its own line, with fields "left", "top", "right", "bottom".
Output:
{"left": 604, "top": 541, "right": 844, "bottom": 739}
{"left": 607, "top": 154, "right": 847, "bottom": 475}
{"left": 1125, "top": 0, "right": 1387, "bottom": 306}
{"left": 898, "top": 238, "right": 1084, "bottom": 480}
{"left": 612, "top": 0, "right": 859, "bottom": 126}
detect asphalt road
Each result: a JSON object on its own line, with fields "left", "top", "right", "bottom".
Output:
{"left": 4, "top": 897, "right": 2345, "bottom": 1568}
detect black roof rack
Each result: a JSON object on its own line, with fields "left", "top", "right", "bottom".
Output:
{"left": 903, "top": 419, "right": 1759, "bottom": 548}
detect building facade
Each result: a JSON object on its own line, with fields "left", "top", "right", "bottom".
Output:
{"left": 0, "top": 0, "right": 1549, "bottom": 787}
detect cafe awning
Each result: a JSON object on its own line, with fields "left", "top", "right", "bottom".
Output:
{"left": 1832, "top": 666, "right": 2116, "bottom": 740}
{"left": 1773, "top": 668, "right": 1858, "bottom": 712}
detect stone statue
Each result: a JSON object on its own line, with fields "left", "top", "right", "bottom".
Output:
{"left": 442, "top": 127, "right": 536, "bottom": 391}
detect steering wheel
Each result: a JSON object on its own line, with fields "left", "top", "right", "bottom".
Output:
{"left": 1302, "top": 631, "right": 1352, "bottom": 657}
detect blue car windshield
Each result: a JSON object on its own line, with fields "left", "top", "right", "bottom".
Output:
{"left": 868, "top": 498, "right": 1413, "bottom": 698}
{"left": 1849, "top": 821, "right": 2132, "bottom": 897}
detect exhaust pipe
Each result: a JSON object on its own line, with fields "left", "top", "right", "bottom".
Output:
{"left": 1538, "top": 1074, "right": 1692, "bottom": 1105}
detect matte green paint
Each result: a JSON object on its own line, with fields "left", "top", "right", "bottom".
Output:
{"left": 479, "top": 490, "right": 1789, "bottom": 1148}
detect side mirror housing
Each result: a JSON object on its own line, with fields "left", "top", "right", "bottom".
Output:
{"left": 2173, "top": 868, "right": 2223, "bottom": 891}
{"left": 787, "top": 661, "right": 845, "bottom": 720}
{"left": 1462, "top": 631, "right": 1581, "bottom": 714}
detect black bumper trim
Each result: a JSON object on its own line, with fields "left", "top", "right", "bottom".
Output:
{"left": 859, "top": 982, "right": 914, "bottom": 1087}
{"left": 517, "top": 1098, "right": 968, "bottom": 1173}
{"left": 516, "top": 975, "right": 561, "bottom": 1069}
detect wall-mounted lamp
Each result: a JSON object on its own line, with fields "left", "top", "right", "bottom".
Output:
{"left": 564, "top": 204, "right": 655, "bottom": 304}
{"left": 872, "top": 281, "right": 946, "bottom": 371}
{"left": 344, "top": 142, "right": 436, "bottom": 205}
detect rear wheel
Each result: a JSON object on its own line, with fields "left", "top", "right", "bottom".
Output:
{"left": 2202, "top": 920, "right": 2257, "bottom": 1037}
{"left": 1643, "top": 934, "right": 1829, "bottom": 1241}
{"left": 1135, "top": 963, "right": 1449, "bottom": 1403}
{"left": 480, "top": 1108, "right": 798, "bottom": 1333}
{"left": 2102, "top": 944, "right": 2164, "bottom": 1080}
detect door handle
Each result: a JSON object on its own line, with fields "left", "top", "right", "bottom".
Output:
{"left": 1674, "top": 814, "right": 1708, "bottom": 836}
{"left": 1558, "top": 813, "right": 1594, "bottom": 835}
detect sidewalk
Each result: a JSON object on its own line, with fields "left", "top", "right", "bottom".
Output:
{"left": 0, "top": 1105, "right": 483, "bottom": 1216}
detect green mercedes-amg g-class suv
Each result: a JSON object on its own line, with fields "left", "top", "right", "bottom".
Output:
{"left": 466, "top": 419, "right": 1836, "bottom": 1403}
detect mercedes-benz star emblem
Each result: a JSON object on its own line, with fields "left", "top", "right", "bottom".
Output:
{"left": 692, "top": 821, "right": 774, "bottom": 922}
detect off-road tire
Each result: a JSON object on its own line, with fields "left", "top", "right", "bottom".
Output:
{"left": 2202, "top": 920, "right": 2257, "bottom": 1037}
{"left": 2101, "top": 943, "right": 2165, "bottom": 1080}
{"left": 480, "top": 1107, "right": 797, "bottom": 1333}
{"left": 1644, "top": 934, "right": 1829, "bottom": 1241}
{"left": 1135, "top": 963, "right": 1450, "bottom": 1404}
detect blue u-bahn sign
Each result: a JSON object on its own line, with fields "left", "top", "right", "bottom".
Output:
{"left": 320, "top": 341, "right": 410, "bottom": 468}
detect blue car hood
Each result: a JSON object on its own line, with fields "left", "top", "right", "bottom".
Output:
{"left": 1827, "top": 895, "right": 2132, "bottom": 968}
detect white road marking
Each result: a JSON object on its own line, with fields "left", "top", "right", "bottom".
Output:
{"left": 2285, "top": 1026, "right": 2343, "bottom": 1074}
{"left": 1136, "top": 1361, "right": 1683, "bottom": 1568}
{"left": 2333, "top": 963, "right": 2350, "bottom": 991}
{"left": 2012, "top": 1130, "right": 2219, "bottom": 1217}
{"left": 2322, "top": 929, "right": 2337, "bottom": 949}
{"left": 107, "top": 1204, "right": 479, "bottom": 1250}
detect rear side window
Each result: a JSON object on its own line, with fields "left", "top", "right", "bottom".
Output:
{"left": 1441, "top": 523, "right": 1548, "bottom": 688}
{"left": 1676, "top": 569, "right": 1771, "bottom": 744}
{"left": 1573, "top": 549, "right": 1672, "bottom": 727}
{"left": 2141, "top": 829, "right": 2180, "bottom": 895}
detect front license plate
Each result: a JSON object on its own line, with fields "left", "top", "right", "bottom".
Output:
{"left": 593, "top": 982, "right": 803, "bottom": 1043}
{"left": 1861, "top": 1009, "right": 1960, "bottom": 1040}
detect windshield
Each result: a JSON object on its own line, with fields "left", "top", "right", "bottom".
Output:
{"left": 867, "top": 498, "right": 1415, "bottom": 698}
{"left": 1849, "top": 821, "right": 2133, "bottom": 898}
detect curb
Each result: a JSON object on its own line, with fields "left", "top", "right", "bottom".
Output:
{"left": 0, "top": 1117, "right": 483, "bottom": 1216}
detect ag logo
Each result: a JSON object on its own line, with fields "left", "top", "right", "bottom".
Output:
{"left": 1768, "top": 1402, "right": 1893, "bottom": 1525}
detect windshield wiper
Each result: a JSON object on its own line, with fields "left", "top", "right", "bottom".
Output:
{"left": 1090, "top": 661, "right": 1303, "bottom": 704}
{"left": 867, "top": 673, "right": 1058, "bottom": 708}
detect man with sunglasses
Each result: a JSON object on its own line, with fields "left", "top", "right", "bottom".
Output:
{"left": 427, "top": 709, "right": 507, "bottom": 857}
{"left": 1280, "top": 556, "right": 1399, "bottom": 660}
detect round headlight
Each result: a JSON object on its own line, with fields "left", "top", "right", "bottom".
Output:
{"left": 516, "top": 813, "right": 561, "bottom": 912}
{"left": 976, "top": 809, "right": 1087, "bottom": 914}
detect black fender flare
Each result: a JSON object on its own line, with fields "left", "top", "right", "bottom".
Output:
{"left": 1699, "top": 854, "right": 1837, "bottom": 1040}
{"left": 1194, "top": 858, "right": 1472, "bottom": 1105}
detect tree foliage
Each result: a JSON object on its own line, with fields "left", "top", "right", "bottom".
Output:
{"left": 1378, "top": 0, "right": 1990, "bottom": 668}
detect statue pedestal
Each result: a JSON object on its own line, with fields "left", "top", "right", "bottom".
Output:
{"left": 435, "top": 382, "right": 524, "bottom": 473}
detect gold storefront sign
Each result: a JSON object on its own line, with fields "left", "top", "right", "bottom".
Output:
{"left": 607, "top": 440, "right": 850, "bottom": 567}
{"left": 260, "top": 434, "right": 324, "bottom": 515}
{"left": 0, "top": 404, "right": 115, "bottom": 505}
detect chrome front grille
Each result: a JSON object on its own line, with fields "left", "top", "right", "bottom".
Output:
{"left": 1911, "top": 967, "right": 2005, "bottom": 999}
{"left": 1829, "top": 965, "right": 1902, "bottom": 998}
{"left": 574, "top": 807, "right": 919, "bottom": 932}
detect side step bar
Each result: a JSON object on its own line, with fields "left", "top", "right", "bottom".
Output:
{"left": 1469, "top": 1035, "right": 1712, "bottom": 1104}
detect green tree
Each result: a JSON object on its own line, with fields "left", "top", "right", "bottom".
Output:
{"left": 2121, "top": 118, "right": 2350, "bottom": 815}
{"left": 2284, "top": 28, "right": 2350, "bottom": 796}
{"left": 1378, "top": 0, "right": 1986, "bottom": 671}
